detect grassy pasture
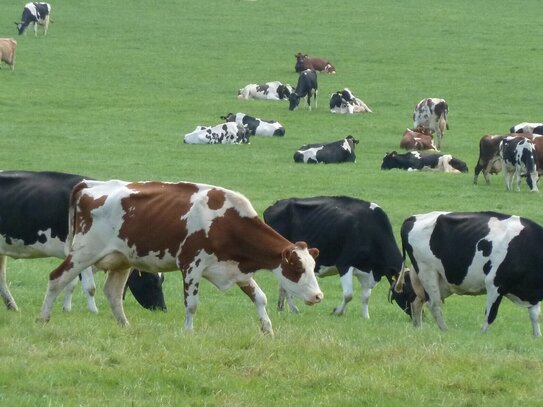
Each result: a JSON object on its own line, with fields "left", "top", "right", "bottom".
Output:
{"left": 2, "top": 0, "right": 543, "bottom": 405}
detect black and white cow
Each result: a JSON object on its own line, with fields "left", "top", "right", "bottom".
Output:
{"left": 293, "top": 136, "right": 358, "bottom": 164}
{"left": 288, "top": 69, "right": 318, "bottom": 111}
{"left": 237, "top": 81, "right": 293, "bottom": 101}
{"left": 510, "top": 122, "right": 543, "bottom": 134}
{"left": 413, "top": 98, "right": 449, "bottom": 149}
{"left": 264, "top": 196, "right": 407, "bottom": 318}
{"left": 183, "top": 123, "right": 249, "bottom": 144}
{"left": 396, "top": 211, "right": 543, "bottom": 336}
{"left": 0, "top": 171, "right": 166, "bottom": 312}
{"left": 221, "top": 113, "right": 285, "bottom": 137}
{"left": 15, "top": 2, "right": 51, "bottom": 36}
{"left": 329, "top": 88, "right": 372, "bottom": 114}
{"left": 499, "top": 136, "right": 539, "bottom": 192}
{"left": 381, "top": 151, "right": 468, "bottom": 173}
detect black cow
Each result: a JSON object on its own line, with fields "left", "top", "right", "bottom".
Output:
{"left": 381, "top": 151, "right": 468, "bottom": 173}
{"left": 15, "top": 2, "right": 51, "bottom": 36}
{"left": 0, "top": 171, "right": 166, "bottom": 311}
{"left": 396, "top": 211, "right": 543, "bottom": 336}
{"left": 288, "top": 69, "right": 318, "bottom": 111}
{"left": 263, "top": 196, "right": 409, "bottom": 317}
{"left": 294, "top": 136, "right": 359, "bottom": 164}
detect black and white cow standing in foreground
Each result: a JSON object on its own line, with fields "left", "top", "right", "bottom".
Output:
{"left": 413, "top": 98, "right": 449, "bottom": 150}
{"left": 329, "top": 88, "right": 372, "bottom": 114}
{"left": 289, "top": 69, "right": 318, "bottom": 111}
{"left": 237, "top": 81, "right": 293, "bottom": 101}
{"left": 381, "top": 151, "right": 468, "bottom": 173}
{"left": 15, "top": 3, "right": 51, "bottom": 36}
{"left": 293, "top": 136, "right": 358, "bottom": 164}
{"left": 499, "top": 136, "right": 539, "bottom": 192}
{"left": 264, "top": 196, "right": 409, "bottom": 318}
{"left": 396, "top": 211, "right": 543, "bottom": 336}
{"left": 0, "top": 171, "right": 166, "bottom": 312}
{"left": 221, "top": 113, "right": 285, "bottom": 137}
{"left": 183, "top": 123, "right": 249, "bottom": 144}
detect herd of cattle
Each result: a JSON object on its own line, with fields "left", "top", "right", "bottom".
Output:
{"left": 3, "top": 3, "right": 543, "bottom": 337}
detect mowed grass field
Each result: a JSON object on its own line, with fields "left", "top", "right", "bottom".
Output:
{"left": 2, "top": 0, "right": 543, "bottom": 405}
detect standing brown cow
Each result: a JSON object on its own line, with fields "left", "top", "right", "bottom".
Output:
{"left": 0, "top": 38, "right": 17, "bottom": 70}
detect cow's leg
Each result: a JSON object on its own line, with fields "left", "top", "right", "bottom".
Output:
{"left": 504, "top": 171, "right": 512, "bottom": 191}
{"left": 239, "top": 279, "right": 273, "bottom": 335}
{"left": 314, "top": 90, "right": 318, "bottom": 110}
{"left": 411, "top": 296, "right": 424, "bottom": 327}
{"left": 277, "top": 286, "right": 299, "bottom": 313}
{"left": 61, "top": 277, "right": 78, "bottom": 312}
{"left": 354, "top": 269, "right": 377, "bottom": 319}
{"left": 528, "top": 303, "right": 541, "bottom": 337}
{"left": 306, "top": 95, "right": 312, "bottom": 111}
{"left": 515, "top": 169, "right": 522, "bottom": 192}
{"left": 80, "top": 267, "right": 98, "bottom": 313}
{"left": 38, "top": 255, "right": 92, "bottom": 323}
{"left": 33, "top": 22, "right": 38, "bottom": 37}
{"left": 417, "top": 267, "right": 447, "bottom": 330}
{"left": 332, "top": 266, "right": 353, "bottom": 316}
{"left": 0, "top": 255, "right": 18, "bottom": 311}
{"left": 44, "top": 16, "right": 49, "bottom": 36}
{"left": 181, "top": 267, "right": 202, "bottom": 332}
{"left": 103, "top": 268, "right": 131, "bottom": 326}
{"left": 482, "top": 286, "right": 503, "bottom": 333}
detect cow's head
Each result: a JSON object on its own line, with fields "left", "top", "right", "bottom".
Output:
{"left": 388, "top": 270, "right": 414, "bottom": 316}
{"left": 277, "top": 84, "right": 293, "bottom": 100}
{"left": 324, "top": 63, "right": 336, "bottom": 74}
{"left": 381, "top": 151, "right": 399, "bottom": 170}
{"left": 274, "top": 241, "right": 323, "bottom": 306}
{"left": 294, "top": 52, "right": 306, "bottom": 62}
{"left": 288, "top": 93, "right": 301, "bottom": 111}
{"left": 15, "top": 22, "right": 26, "bottom": 35}
{"left": 220, "top": 113, "right": 236, "bottom": 123}
{"left": 124, "top": 270, "right": 167, "bottom": 311}
{"left": 236, "top": 124, "right": 250, "bottom": 144}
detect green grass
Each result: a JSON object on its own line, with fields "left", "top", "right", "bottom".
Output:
{"left": 2, "top": 0, "right": 543, "bottom": 405}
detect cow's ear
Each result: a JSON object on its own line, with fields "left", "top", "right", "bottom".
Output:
{"left": 309, "top": 248, "right": 319, "bottom": 259}
{"left": 281, "top": 246, "right": 293, "bottom": 264}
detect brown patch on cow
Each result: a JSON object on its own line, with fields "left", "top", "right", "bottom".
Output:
{"left": 50, "top": 255, "right": 74, "bottom": 280}
{"left": 239, "top": 284, "right": 256, "bottom": 302}
{"left": 280, "top": 245, "right": 304, "bottom": 283}
{"left": 118, "top": 182, "right": 199, "bottom": 259}
{"left": 207, "top": 188, "right": 226, "bottom": 211}
{"left": 76, "top": 194, "right": 107, "bottom": 234}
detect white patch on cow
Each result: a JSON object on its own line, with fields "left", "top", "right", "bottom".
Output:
{"left": 369, "top": 202, "right": 380, "bottom": 210}
{"left": 299, "top": 146, "right": 324, "bottom": 163}
{"left": 341, "top": 139, "right": 353, "bottom": 152}
{"left": 0, "top": 230, "right": 64, "bottom": 259}
{"left": 203, "top": 254, "right": 251, "bottom": 291}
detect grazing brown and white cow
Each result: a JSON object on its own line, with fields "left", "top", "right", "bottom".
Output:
{"left": 294, "top": 53, "right": 336, "bottom": 73}
{"left": 413, "top": 98, "right": 449, "bottom": 149}
{"left": 329, "top": 88, "right": 372, "bottom": 114}
{"left": 0, "top": 38, "right": 17, "bottom": 70}
{"left": 499, "top": 136, "right": 539, "bottom": 192}
{"left": 37, "top": 180, "right": 323, "bottom": 335}
{"left": 237, "top": 81, "right": 294, "bottom": 101}
{"left": 400, "top": 127, "right": 437, "bottom": 151}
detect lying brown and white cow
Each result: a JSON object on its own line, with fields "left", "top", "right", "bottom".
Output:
{"left": 400, "top": 127, "right": 437, "bottom": 151}
{"left": 37, "top": 180, "right": 323, "bottom": 335}
{"left": 294, "top": 52, "right": 336, "bottom": 73}
{"left": 0, "top": 38, "right": 17, "bottom": 70}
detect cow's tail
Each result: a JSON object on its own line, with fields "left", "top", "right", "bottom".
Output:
{"left": 66, "top": 181, "right": 89, "bottom": 253}
{"left": 393, "top": 231, "right": 410, "bottom": 293}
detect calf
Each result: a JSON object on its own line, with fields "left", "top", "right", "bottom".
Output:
{"left": 221, "top": 112, "right": 285, "bottom": 137}
{"left": 294, "top": 52, "right": 336, "bottom": 73}
{"left": 294, "top": 135, "right": 358, "bottom": 164}
{"left": 238, "top": 81, "right": 293, "bottom": 100}
{"left": 0, "top": 171, "right": 166, "bottom": 312}
{"left": 396, "top": 211, "right": 543, "bottom": 336}
{"left": 510, "top": 122, "right": 543, "bottom": 134}
{"left": 264, "top": 196, "right": 407, "bottom": 318}
{"left": 37, "top": 180, "right": 323, "bottom": 335}
{"left": 289, "top": 69, "right": 318, "bottom": 111}
{"left": 413, "top": 98, "right": 449, "bottom": 149}
{"left": 381, "top": 151, "right": 468, "bottom": 173}
{"left": 15, "top": 2, "right": 51, "bottom": 36}
{"left": 499, "top": 136, "right": 539, "bottom": 192}
{"left": 329, "top": 88, "right": 372, "bottom": 114}
{"left": 183, "top": 122, "right": 249, "bottom": 144}
{"left": 0, "top": 39, "right": 17, "bottom": 70}
{"left": 400, "top": 127, "right": 437, "bottom": 151}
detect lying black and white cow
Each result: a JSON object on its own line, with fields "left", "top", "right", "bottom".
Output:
{"left": 329, "top": 88, "right": 372, "bottom": 114}
{"left": 183, "top": 123, "right": 249, "bottom": 144}
{"left": 221, "top": 113, "right": 285, "bottom": 137}
{"left": 293, "top": 136, "right": 358, "bottom": 164}
{"left": 0, "top": 171, "right": 166, "bottom": 312}
{"left": 381, "top": 151, "right": 468, "bottom": 173}
{"left": 396, "top": 211, "right": 543, "bottom": 336}
{"left": 237, "top": 81, "right": 294, "bottom": 101}
{"left": 499, "top": 136, "right": 539, "bottom": 192}
{"left": 510, "top": 122, "right": 543, "bottom": 134}
{"left": 263, "top": 196, "right": 408, "bottom": 318}
{"left": 15, "top": 2, "right": 51, "bottom": 36}
{"left": 289, "top": 69, "right": 318, "bottom": 111}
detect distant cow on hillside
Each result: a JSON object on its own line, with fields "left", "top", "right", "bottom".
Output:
{"left": 289, "top": 69, "right": 318, "bottom": 111}
{"left": 16, "top": 2, "right": 51, "bottom": 36}
{"left": 329, "top": 88, "right": 372, "bottom": 114}
{"left": 499, "top": 136, "right": 539, "bottom": 192}
{"left": 294, "top": 53, "right": 335, "bottom": 73}
{"left": 0, "top": 38, "right": 16, "bottom": 70}
{"left": 221, "top": 113, "right": 285, "bottom": 137}
{"left": 413, "top": 98, "right": 449, "bottom": 149}
{"left": 381, "top": 151, "right": 468, "bottom": 173}
{"left": 237, "top": 81, "right": 294, "bottom": 101}
{"left": 294, "top": 136, "right": 359, "bottom": 164}
{"left": 400, "top": 128, "right": 437, "bottom": 151}
{"left": 183, "top": 123, "right": 249, "bottom": 144}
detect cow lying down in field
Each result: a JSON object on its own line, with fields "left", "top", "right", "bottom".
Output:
{"left": 400, "top": 127, "right": 437, "bottom": 151}
{"left": 183, "top": 122, "right": 249, "bottom": 144}
{"left": 381, "top": 151, "right": 468, "bottom": 173}
{"left": 294, "top": 136, "right": 359, "bottom": 164}
{"left": 221, "top": 112, "right": 285, "bottom": 137}
{"left": 329, "top": 88, "right": 372, "bottom": 114}
{"left": 238, "top": 81, "right": 294, "bottom": 100}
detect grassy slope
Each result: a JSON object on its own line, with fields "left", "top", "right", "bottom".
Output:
{"left": 1, "top": 0, "right": 543, "bottom": 405}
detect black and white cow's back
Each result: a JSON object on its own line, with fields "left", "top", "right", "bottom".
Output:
{"left": 221, "top": 113, "right": 285, "bottom": 137}
{"left": 381, "top": 151, "right": 468, "bottom": 173}
{"left": 510, "top": 122, "right": 543, "bottom": 134}
{"left": 183, "top": 123, "right": 249, "bottom": 144}
{"left": 264, "top": 196, "right": 406, "bottom": 318}
{"left": 397, "top": 211, "right": 543, "bottom": 336}
{"left": 293, "top": 136, "right": 359, "bottom": 164}
{"left": 16, "top": 2, "right": 51, "bottom": 36}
